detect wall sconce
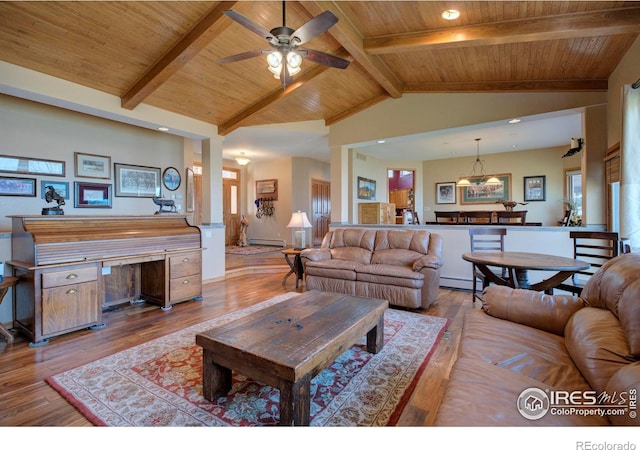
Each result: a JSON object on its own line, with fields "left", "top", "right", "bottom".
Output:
{"left": 286, "top": 210, "right": 312, "bottom": 250}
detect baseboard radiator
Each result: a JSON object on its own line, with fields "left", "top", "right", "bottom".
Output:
{"left": 248, "top": 238, "right": 286, "bottom": 248}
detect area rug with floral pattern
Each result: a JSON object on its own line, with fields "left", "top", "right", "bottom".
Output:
{"left": 46, "top": 292, "right": 448, "bottom": 426}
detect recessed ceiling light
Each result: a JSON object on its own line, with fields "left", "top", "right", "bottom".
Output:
{"left": 442, "top": 9, "right": 460, "bottom": 20}
{"left": 377, "top": 140, "right": 386, "bottom": 144}
{"left": 158, "top": 126, "right": 170, "bottom": 132}
{"left": 508, "top": 118, "right": 521, "bottom": 124}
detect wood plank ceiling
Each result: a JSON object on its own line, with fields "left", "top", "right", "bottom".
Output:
{"left": 0, "top": 1, "right": 638, "bottom": 136}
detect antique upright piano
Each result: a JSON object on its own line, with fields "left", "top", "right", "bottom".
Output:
{"left": 8, "top": 215, "right": 202, "bottom": 347}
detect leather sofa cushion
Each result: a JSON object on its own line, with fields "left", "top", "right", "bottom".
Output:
{"left": 373, "top": 229, "right": 431, "bottom": 254}
{"left": 356, "top": 263, "right": 424, "bottom": 288}
{"left": 329, "top": 247, "right": 372, "bottom": 264}
{"left": 482, "top": 285, "right": 585, "bottom": 336}
{"left": 565, "top": 307, "right": 635, "bottom": 393}
{"left": 581, "top": 253, "right": 640, "bottom": 357}
{"left": 329, "top": 228, "right": 376, "bottom": 251}
{"left": 305, "top": 259, "right": 359, "bottom": 280}
{"left": 604, "top": 361, "right": 640, "bottom": 426}
{"left": 371, "top": 248, "right": 423, "bottom": 266}
{"left": 460, "top": 310, "right": 592, "bottom": 391}
{"left": 435, "top": 357, "right": 608, "bottom": 426}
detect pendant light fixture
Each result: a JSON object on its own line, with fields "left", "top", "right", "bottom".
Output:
{"left": 457, "top": 138, "right": 500, "bottom": 187}
{"left": 235, "top": 152, "right": 250, "bottom": 166}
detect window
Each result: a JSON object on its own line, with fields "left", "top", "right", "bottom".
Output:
{"left": 566, "top": 169, "right": 582, "bottom": 217}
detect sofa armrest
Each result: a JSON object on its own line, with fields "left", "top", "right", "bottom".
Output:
{"left": 300, "top": 248, "right": 331, "bottom": 262}
{"left": 412, "top": 254, "right": 443, "bottom": 271}
{"left": 481, "top": 285, "right": 586, "bottom": 336}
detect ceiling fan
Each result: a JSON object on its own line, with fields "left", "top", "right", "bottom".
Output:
{"left": 218, "top": 1, "right": 350, "bottom": 89}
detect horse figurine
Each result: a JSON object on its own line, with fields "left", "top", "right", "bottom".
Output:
{"left": 153, "top": 196, "right": 177, "bottom": 214}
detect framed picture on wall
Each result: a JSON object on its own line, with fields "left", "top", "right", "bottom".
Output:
{"left": 40, "top": 180, "right": 70, "bottom": 200}
{"left": 75, "top": 152, "right": 111, "bottom": 179}
{"left": 162, "top": 167, "right": 181, "bottom": 191}
{"left": 357, "top": 176, "right": 376, "bottom": 200}
{"left": 460, "top": 174, "right": 511, "bottom": 205}
{"left": 185, "top": 167, "right": 194, "bottom": 212}
{"left": 75, "top": 181, "right": 112, "bottom": 208}
{"left": 435, "top": 182, "right": 456, "bottom": 204}
{"left": 114, "top": 163, "right": 161, "bottom": 198}
{"left": 523, "top": 175, "right": 546, "bottom": 202}
{"left": 0, "top": 154, "right": 65, "bottom": 177}
{"left": 0, "top": 176, "right": 36, "bottom": 196}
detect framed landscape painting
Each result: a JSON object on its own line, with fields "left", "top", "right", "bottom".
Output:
{"left": 75, "top": 181, "right": 112, "bottom": 208}
{"left": 357, "top": 176, "right": 376, "bottom": 200}
{"left": 75, "top": 152, "right": 111, "bottom": 179}
{"left": 460, "top": 174, "right": 511, "bottom": 205}
{"left": 114, "top": 163, "right": 161, "bottom": 198}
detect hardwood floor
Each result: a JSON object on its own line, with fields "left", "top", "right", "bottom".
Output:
{"left": 0, "top": 251, "right": 475, "bottom": 426}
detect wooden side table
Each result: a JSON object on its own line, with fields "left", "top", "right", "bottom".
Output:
{"left": 0, "top": 276, "right": 18, "bottom": 343}
{"left": 281, "top": 249, "right": 304, "bottom": 288}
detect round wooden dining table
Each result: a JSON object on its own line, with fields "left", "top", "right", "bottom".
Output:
{"left": 462, "top": 251, "right": 590, "bottom": 293}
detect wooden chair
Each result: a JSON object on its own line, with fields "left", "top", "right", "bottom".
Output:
{"left": 463, "top": 211, "right": 493, "bottom": 224}
{"left": 555, "top": 231, "right": 620, "bottom": 295}
{"left": 434, "top": 211, "right": 461, "bottom": 224}
{"left": 469, "top": 228, "right": 507, "bottom": 303}
{"left": 496, "top": 210, "right": 527, "bottom": 225}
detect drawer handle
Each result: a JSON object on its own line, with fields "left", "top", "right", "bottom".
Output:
{"left": 66, "top": 288, "right": 78, "bottom": 295}
{"left": 182, "top": 258, "right": 190, "bottom": 263}
{"left": 182, "top": 280, "right": 189, "bottom": 285}
{"left": 66, "top": 273, "right": 78, "bottom": 279}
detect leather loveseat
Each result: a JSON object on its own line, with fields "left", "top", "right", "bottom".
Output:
{"left": 300, "top": 228, "right": 443, "bottom": 309}
{"left": 435, "top": 252, "right": 640, "bottom": 426}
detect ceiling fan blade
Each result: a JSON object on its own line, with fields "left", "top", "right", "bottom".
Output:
{"left": 290, "top": 11, "right": 338, "bottom": 46}
{"left": 224, "top": 10, "right": 275, "bottom": 41}
{"left": 218, "top": 49, "right": 270, "bottom": 65}
{"left": 302, "top": 49, "right": 350, "bottom": 69}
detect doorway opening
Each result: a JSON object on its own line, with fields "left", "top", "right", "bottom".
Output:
{"left": 388, "top": 169, "right": 416, "bottom": 224}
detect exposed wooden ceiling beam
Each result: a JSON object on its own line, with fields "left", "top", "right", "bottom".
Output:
{"left": 326, "top": 93, "right": 389, "bottom": 126}
{"left": 365, "top": 7, "right": 640, "bottom": 54}
{"left": 218, "top": 62, "right": 338, "bottom": 136}
{"left": 121, "top": 1, "right": 237, "bottom": 110}
{"left": 300, "top": 1, "right": 403, "bottom": 99}
{"left": 403, "top": 79, "right": 609, "bottom": 93}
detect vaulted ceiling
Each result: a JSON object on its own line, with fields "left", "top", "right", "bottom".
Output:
{"left": 0, "top": 1, "right": 638, "bottom": 150}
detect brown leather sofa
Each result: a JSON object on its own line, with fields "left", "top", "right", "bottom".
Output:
{"left": 435, "top": 252, "right": 640, "bottom": 426}
{"left": 300, "top": 228, "right": 443, "bottom": 309}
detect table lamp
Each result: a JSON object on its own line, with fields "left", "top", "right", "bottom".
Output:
{"left": 287, "top": 211, "right": 312, "bottom": 250}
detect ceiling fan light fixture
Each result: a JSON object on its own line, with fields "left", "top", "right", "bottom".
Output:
{"left": 286, "top": 51, "right": 302, "bottom": 75}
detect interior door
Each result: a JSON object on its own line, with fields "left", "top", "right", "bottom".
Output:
{"left": 223, "top": 168, "right": 241, "bottom": 246}
{"left": 311, "top": 179, "right": 331, "bottom": 246}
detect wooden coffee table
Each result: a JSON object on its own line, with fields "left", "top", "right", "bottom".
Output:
{"left": 195, "top": 290, "right": 388, "bottom": 426}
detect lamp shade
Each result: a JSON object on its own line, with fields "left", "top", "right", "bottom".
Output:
{"left": 287, "top": 211, "right": 312, "bottom": 229}
{"left": 287, "top": 211, "right": 312, "bottom": 250}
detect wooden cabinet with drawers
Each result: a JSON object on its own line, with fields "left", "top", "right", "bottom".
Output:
{"left": 358, "top": 202, "right": 396, "bottom": 224}
{"left": 8, "top": 215, "right": 202, "bottom": 346}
